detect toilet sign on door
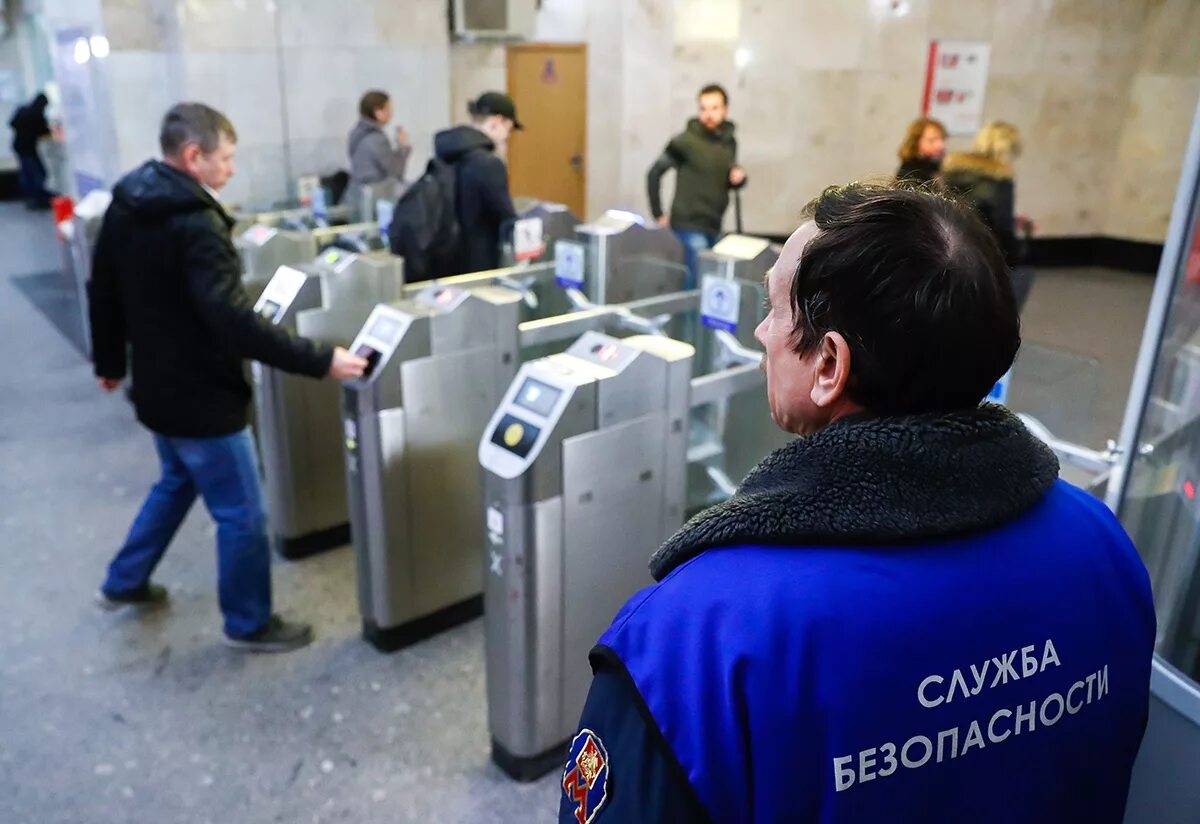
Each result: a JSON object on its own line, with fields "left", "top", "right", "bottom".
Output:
{"left": 700, "top": 276, "right": 741, "bottom": 333}
{"left": 513, "top": 217, "right": 545, "bottom": 261}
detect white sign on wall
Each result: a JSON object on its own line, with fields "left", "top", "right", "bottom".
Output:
{"left": 922, "top": 40, "right": 991, "bottom": 136}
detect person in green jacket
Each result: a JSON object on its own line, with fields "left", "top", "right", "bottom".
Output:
{"left": 647, "top": 84, "right": 747, "bottom": 288}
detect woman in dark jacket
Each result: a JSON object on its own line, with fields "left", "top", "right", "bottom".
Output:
{"left": 895, "top": 116, "right": 946, "bottom": 186}
{"left": 942, "top": 121, "right": 1022, "bottom": 267}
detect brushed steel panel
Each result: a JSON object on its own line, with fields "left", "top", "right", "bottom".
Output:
{"left": 561, "top": 416, "right": 664, "bottom": 729}
{"left": 400, "top": 348, "right": 503, "bottom": 617}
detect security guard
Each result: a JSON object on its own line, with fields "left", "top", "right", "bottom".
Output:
{"left": 559, "top": 183, "right": 1155, "bottom": 823}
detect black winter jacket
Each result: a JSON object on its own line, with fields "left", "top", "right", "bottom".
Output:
{"left": 942, "top": 152, "right": 1019, "bottom": 266}
{"left": 9, "top": 96, "right": 50, "bottom": 155}
{"left": 88, "top": 160, "right": 333, "bottom": 438}
{"left": 895, "top": 156, "right": 942, "bottom": 187}
{"left": 434, "top": 125, "right": 516, "bottom": 274}
{"left": 647, "top": 119, "right": 744, "bottom": 237}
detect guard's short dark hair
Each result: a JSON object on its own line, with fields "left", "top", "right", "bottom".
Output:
{"left": 359, "top": 90, "right": 389, "bottom": 120}
{"left": 699, "top": 84, "right": 728, "bottom": 105}
{"left": 159, "top": 102, "right": 236, "bottom": 156}
{"left": 790, "top": 183, "right": 1020, "bottom": 415}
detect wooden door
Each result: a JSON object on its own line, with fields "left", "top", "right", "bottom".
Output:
{"left": 506, "top": 44, "right": 587, "bottom": 217}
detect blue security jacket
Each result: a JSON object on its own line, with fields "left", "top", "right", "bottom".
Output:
{"left": 559, "top": 408, "right": 1155, "bottom": 824}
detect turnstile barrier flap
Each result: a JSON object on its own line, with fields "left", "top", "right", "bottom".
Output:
{"left": 708, "top": 233, "right": 773, "bottom": 261}
{"left": 253, "top": 265, "right": 321, "bottom": 326}
{"left": 315, "top": 251, "right": 404, "bottom": 308}
{"left": 416, "top": 285, "right": 523, "bottom": 355}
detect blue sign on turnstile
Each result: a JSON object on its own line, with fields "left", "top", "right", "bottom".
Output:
{"left": 312, "top": 187, "right": 329, "bottom": 226}
{"left": 376, "top": 199, "right": 395, "bottom": 245}
{"left": 700, "top": 276, "right": 741, "bottom": 333}
{"left": 987, "top": 369, "right": 1012, "bottom": 405}
{"left": 555, "top": 239, "right": 586, "bottom": 289}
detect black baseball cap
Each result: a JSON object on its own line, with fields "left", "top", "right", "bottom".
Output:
{"left": 469, "top": 91, "right": 524, "bottom": 130}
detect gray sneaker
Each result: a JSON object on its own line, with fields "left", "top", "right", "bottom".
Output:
{"left": 223, "top": 615, "right": 313, "bottom": 653}
{"left": 96, "top": 583, "right": 170, "bottom": 611}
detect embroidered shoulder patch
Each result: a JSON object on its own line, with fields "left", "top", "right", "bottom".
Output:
{"left": 562, "top": 728, "right": 610, "bottom": 824}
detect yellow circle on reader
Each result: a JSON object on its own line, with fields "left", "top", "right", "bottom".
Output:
{"left": 503, "top": 423, "right": 525, "bottom": 447}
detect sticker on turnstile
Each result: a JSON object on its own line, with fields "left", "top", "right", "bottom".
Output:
{"left": 254, "top": 266, "right": 308, "bottom": 325}
{"left": 555, "top": 240, "right": 586, "bottom": 289}
{"left": 700, "top": 276, "right": 741, "bottom": 333}
{"left": 311, "top": 186, "right": 328, "bottom": 225}
{"left": 244, "top": 224, "right": 275, "bottom": 246}
{"left": 376, "top": 199, "right": 395, "bottom": 242}
{"left": 416, "top": 285, "right": 470, "bottom": 312}
{"left": 487, "top": 506, "right": 504, "bottom": 536}
{"left": 344, "top": 419, "right": 358, "bottom": 452}
{"left": 987, "top": 369, "right": 1012, "bottom": 405}
{"left": 513, "top": 217, "right": 545, "bottom": 261}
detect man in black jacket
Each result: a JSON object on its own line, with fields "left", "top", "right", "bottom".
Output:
{"left": 648, "top": 84, "right": 747, "bottom": 288}
{"left": 8, "top": 92, "right": 52, "bottom": 209}
{"left": 434, "top": 91, "right": 520, "bottom": 274}
{"left": 88, "top": 102, "right": 367, "bottom": 652}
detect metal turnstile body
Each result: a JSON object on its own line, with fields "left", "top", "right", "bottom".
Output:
{"left": 343, "top": 286, "right": 523, "bottom": 650}
{"left": 502, "top": 200, "right": 582, "bottom": 266}
{"left": 697, "top": 233, "right": 776, "bottom": 283}
{"left": 65, "top": 190, "right": 113, "bottom": 357}
{"left": 237, "top": 224, "right": 318, "bottom": 282}
{"left": 252, "top": 255, "right": 404, "bottom": 558}
{"left": 480, "top": 331, "right": 694, "bottom": 779}
{"left": 572, "top": 210, "right": 685, "bottom": 305}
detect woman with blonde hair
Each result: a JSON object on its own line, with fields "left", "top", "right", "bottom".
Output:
{"left": 943, "top": 121, "right": 1023, "bottom": 265}
{"left": 895, "top": 116, "right": 946, "bottom": 185}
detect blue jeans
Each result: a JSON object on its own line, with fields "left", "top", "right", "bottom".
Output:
{"left": 102, "top": 428, "right": 272, "bottom": 639}
{"left": 673, "top": 229, "right": 719, "bottom": 291}
{"left": 16, "top": 152, "right": 49, "bottom": 207}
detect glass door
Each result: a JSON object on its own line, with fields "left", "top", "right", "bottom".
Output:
{"left": 1106, "top": 97, "right": 1200, "bottom": 822}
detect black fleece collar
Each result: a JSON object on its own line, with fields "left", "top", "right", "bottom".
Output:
{"left": 650, "top": 404, "right": 1060, "bottom": 581}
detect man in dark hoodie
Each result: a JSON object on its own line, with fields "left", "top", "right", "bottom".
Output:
{"left": 434, "top": 91, "right": 520, "bottom": 274}
{"left": 88, "top": 102, "right": 368, "bottom": 652}
{"left": 648, "top": 84, "right": 747, "bottom": 288}
{"left": 8, "top": 92, "right": 52, "bottom": 209}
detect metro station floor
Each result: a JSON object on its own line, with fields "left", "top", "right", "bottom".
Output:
{"left": 0, "top": 202, "right": 1154, "bottom": 823}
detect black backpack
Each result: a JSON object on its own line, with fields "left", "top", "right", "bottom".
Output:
{"left": 387, "top": 157, "right": 461, "bottom": 282}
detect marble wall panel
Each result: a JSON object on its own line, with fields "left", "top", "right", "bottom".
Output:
{"left": 1135, "top": 0, "right": 1200, "bottom": 77}
{"left": 860, "top": 0, "right": 931, "bottom": 76}
{"left": 675, "top": 0, "right": 739, "bottom": 44}
{"left": 105, "top": 51, "right": 176, "bottom": 174}
{"left": 852, "top": 70, "right": 927, "bottom": 181}
{"left": 176, "top": 0, "right": 276, "bottom": 51}
{"left": 278, "top": 47, "right": 357, "bottom": 144}
{"left": 988, "top": 0, "right": 1049, "bottom": 77}
{"left": 183, "top": 51, "right": 286, "bottom": 150}
{"left": 535, "top": 0, "right": 590, "bottom": 41}
{"left": 102, "top": 0, "right": 173, "bottom": 51}
{"left": 276, "top": 0, "right": 379, "bottom": 49}
{"left": 928, "top": 0, "right": 996, "bottom": 41}
{"left": 375, "top": 0, "right": 451, "bottom": 48}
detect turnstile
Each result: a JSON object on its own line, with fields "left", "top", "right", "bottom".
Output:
{"left": 252, "top": 253, "right": 404, "bottom": 558}
{"left": 697, "top": 233, "right": 777, "bottom": 282}
{"left": 342, "top": 279, "right": 700, "bottom": 652}
{"left": 343, "top": 286, "right": 523, "bottom": 649}
{"left": 559, "top": 210, "right": 685, "bottom": 305}
{"left": 501, "top": 200, "right": 582, "bottom": 266}
{"left": 238, "top": 224, "right": 318, "bottom": 283}
{"left": 63, "top": 190, "right": 112, "bottom": 358}
{"left": 479, "top": 312, "right": 770, "bottom": 779}
{"left": 480, "top": 331, "right": 698, "bottom": 778}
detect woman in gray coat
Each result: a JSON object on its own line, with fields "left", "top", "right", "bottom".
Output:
{"left": 348, "top": 90, "right": 411, "bottom": 186}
